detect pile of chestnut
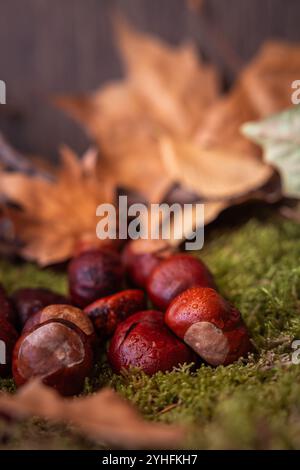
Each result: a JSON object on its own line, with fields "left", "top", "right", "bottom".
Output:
{"left": 0, "top": 243, "right": 252, "bottom": 396}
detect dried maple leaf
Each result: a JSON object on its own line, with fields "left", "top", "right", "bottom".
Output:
{"left": 114, "top": 15, "right": 219, "bottom": 137}
{"left": 195, "top": 41, "right": 300, "bottom": 150}
{"left": 56, "top": 18, "right": 220, "bottom": 202}
{"left": 157, "top": 136, "right": 277, "bottom": 245}
{"left": 167, "top": 40, "right": 300, "bottom": 225}
{"left": 0, "top": 204, "right": 20, "bottom": 258}
{"left": 56, "top": 84, "right": 170, "bottom": 203}
{"left": 0, "top": 146, "right": 116, "bottom": 266}
{"left": 0, "top": 380, "right": 184, "bottom": 449}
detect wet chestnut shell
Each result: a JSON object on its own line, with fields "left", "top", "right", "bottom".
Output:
{"left": 0, "top": 318, "right": 18, "bottom": 377}
{"left": 68, "top": 249, "right": 124, "bottom": 308}
{"left": 0, "top": 284, "right": 17, "bottom": 327}
{"left": 84, "top": 289, "right": 146, "bottom": 338}
{"left": 11, "top": 288, "right": 69, "bottom": 328}
{"left": 147, "top": 254, "right": 216, "bottom": 311}
{"left": 108, "top": 310, "right": 195, "bottom": 375}
{"left": 165, "top": 287, "right": 252, "bottom": 366}
{"left": 13, "top": 319, "right": 93, "bottom": 396}
{"left": 22, "top": 304, "right": 97, "bottom": 348}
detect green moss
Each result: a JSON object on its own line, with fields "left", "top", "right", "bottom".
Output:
{"left": 1, "top": 211, "right": 300, "bottom": 449}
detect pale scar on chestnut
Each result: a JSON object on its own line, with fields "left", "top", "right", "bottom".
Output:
{"left": 184, "top": 321, "right": 229, "bottom": 366}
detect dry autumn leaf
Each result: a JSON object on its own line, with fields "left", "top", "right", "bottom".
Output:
{"left": 242, "top": 41, "right": 300, "bottom": 117}
{"left": 114, "top": 15, "right": 219, "bottom": 137}
{"left": 56, "top": 84, "right": 171, "bottom": 203}
{"left": 160, "top": 137, "right": 273, "bottom": 201}
{"left": 0, "top": 146, "right": 116, "bottom": 266}
{"left": 3, "top": 22, "right": 298, "bottom": 265}
{"left": 0, "top": 380, "right": 184, "bottom": 449}
{"left": 0, "top": 205, "right": 20, "bottom": 258}
{"left": 195, "top": 41, "right": 300, "bottom": 150}
{"left": 57, "top": 20, "right": 293, "bottom": 214}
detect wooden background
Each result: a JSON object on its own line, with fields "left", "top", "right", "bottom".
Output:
{"left": 0, "top": 0, "right": 299, "bottom": 161}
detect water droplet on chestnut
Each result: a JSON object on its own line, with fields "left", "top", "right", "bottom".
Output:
{"left": 108, "top": 310, "right": 195, "bottom": 375}
{"left": 11, "top": 288, "right": 69, "bottom": 328}
{"left": 147, "top": 254, "right": 216, "bottom": 310}
{"left": 165, "top": 287, "right": 252, "bottom": 366}
{"left": 13, "top": 319, "right": 93, "bottom": 396}
{"left": 84, "top": 289, "right": 145, "bottom": 339}
{"left": 68, "top": 249, "right": 124, "bottom": 308}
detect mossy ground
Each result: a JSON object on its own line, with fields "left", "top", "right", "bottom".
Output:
{"left": 1, "top": 209, "right": 300, "bottom": 449}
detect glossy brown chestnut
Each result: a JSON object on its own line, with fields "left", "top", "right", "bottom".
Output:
{"left": 108, "top": 310, "right": 195, "bottom": 375}
{"left": 13, "top": 319, "right": 93, "bottom": 396}
{"left": 23, "top": 304, "right": 96, "bottom": 347}
{"left": 165, "top": 287, "right": 252, "bottom": 366}
{"left": 147, "top": 254, "right": 216, "bottom": 311}
{"left": 122, "top": 240, "right": 172, "bottom": 288}
{"left": 68, "top": 249, "right": 124, "bottom": 308}
{"left": 11, "top": 288, "right": 69, "bottom": 328}
{"left": 84, "top": 289, "right": 145, "bottom": 338}
{"left": 0, "top": 284, "right": 17, "bottom": 327}
{"left": 0, "top": 318, "right": 18, "bottom": 377}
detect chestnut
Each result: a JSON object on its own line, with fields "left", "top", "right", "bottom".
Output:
{"left": 84, "top": 289, "right": 146, "bottom": 338}
{"left": 23, "top": 304, "right": 96, "bottom": 347}
{"left": 0, "top": 284, "right": 17, "bottom": 327}
{"left": 13, "top": 319, "right": 93, "bottom": 396}
{"left": 68, "top": 249, "right": 124, "bottom": 308}
{"left": 0, "top": 318, "right": 18, "bottom": 377}
{"left": 11, "top": 288, "right": 69, "bottom": 328}
{"left": 108, "top": 310, "right": 195, "bottom": 375}
{"left": 165, "top": 287, "right": 252, "bottom": 366}
{"left": 147, "top": 254, "right": 216, "bottom": 310}
{"left": 122, "top": 240, "right": 173, "bottom": 288}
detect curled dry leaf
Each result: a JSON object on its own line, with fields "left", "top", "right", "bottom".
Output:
{"left": 193, "top": 41, "right": 300, "bottom": 212}
{"left": 0, "top": 380, "right": 184, "bottom": 449}
{"left": 0, "top": 146, "right": 116, "bottom": 266}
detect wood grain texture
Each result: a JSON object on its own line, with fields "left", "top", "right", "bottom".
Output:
{"left": 0, "top": 0, "right": 299, "bottom": 160}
